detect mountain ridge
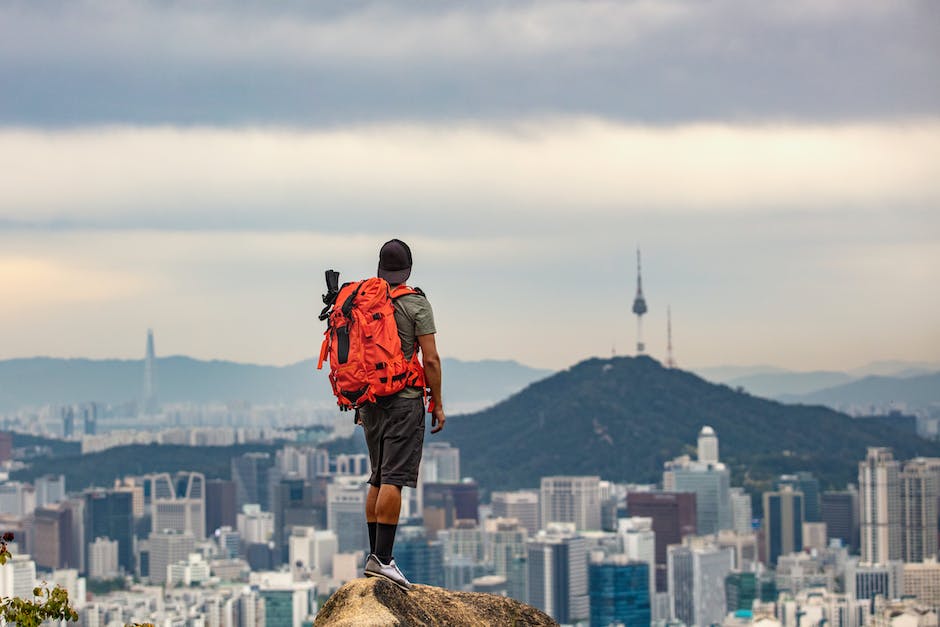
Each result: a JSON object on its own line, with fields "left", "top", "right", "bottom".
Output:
{"left": 443, "top": 356, "right": 940, "bottom": 494}
{"left": 0, "top": 355, "right": 551, "bottom": 412}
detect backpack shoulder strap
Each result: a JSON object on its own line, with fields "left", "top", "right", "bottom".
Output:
{"left": 390, "top": 285, "right": 425, "bottom": 299}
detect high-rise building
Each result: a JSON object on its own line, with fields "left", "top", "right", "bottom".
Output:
{"left": 148, "top": 529, "right": 195, "bottom": 585}
{"left": 541, "top": 476, "right": 601, "bottom": 532}
{"left": 33, "top": 503, "right": 73, "bottom": 571}
{"left": 668, "top": 540, "right": 734, "bottom": 627}
{"left": 205, "top": 479, "right": 237, "bottom": 536}
{"left": 394, "top": 526, "right": 444, "bottom": 587}
{"left": 730, "top": 487, "right": 753, "bottom": 535}
{"left": 326, "top": 479, "right": 368, "bottom": 554}
{"left": 421, "top": 442, "right": 460, "bottom": 483}
{"left": 142, "top": 328, "right": 157, "bottom": 415}
{"left": 845, "top": 559, "right": 904, "bottom": 601}
{"left": 0, "top": 431, "right": 12, "bottom": 463}
{"left": 491, "top": 490, "right": 540, "bottom": 537}
{"left": 423, "top": 482, "right": 479, "bottom": 535}
{"left": 626, "top": 491, "right": 697, "bottom": 592}
{"left": 618, "top": 517, "right": 656, "bottom": 602}
{"left": 589, "top": 556, "right": 651, "bottom": 627}
{"left": 84, "top": 489, "right": 134, "bottom": 574}
{"left": 0, "top": 554, "right": 37, "bottom": 600}
{"left": 822, "top": 488, "right": 860, "bottom": 552}
{"left": 80, "top": 403, "right": 98, "bottom": 436}
{"left": 900, "top": 459, "right": 939, "bottom": 563}
{"left": 777, "top": 472, "right": 822, "bottom": 523}
{"left": 273, "top": 477, "right": 321, "bottom": 564}
{"left": 484, "top": 517, "right": 528, "bottom": 603}
{"left": 664, "top": 451, "right": 732, "bottom": 535}
{"left": 763, "top": 486, "right": 805, "bottom": 566}
{"left": 35, "top": 475, "right": 66, "bottom": 508}
{"left": 0, "top": 481, "right": 35, "bottom": 517}
{"left": 859, "top": 447, "right": 902, "bottom": 564}
{"left": 147, "top": 471, "right": 206, "bottom": 540}
{"left": 438, "top": 521, "right": 485, "bottom": 565}
{"left": 526, "top": 524, "right": 589, "bottom": 625}
{"left": 237, "top": 504, "right": 274, "bottom": 544}
{"left": 231, "top": 452, "right": 280, "bottom": 512}
{"left": 87, "top": 537, "right": 119, "bottom": 580}
{"left": 288, "top": 526, "right": 337, "bottom": 578}
{"left": 61, "top": 406, "right": 75, "bottom": 439}
{"left": 698, "top": 426, "right": 719, "bottom": 464}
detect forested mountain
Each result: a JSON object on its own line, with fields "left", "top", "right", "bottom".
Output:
{"left": 444, "top": 356, "right": 940, "bottom": 493}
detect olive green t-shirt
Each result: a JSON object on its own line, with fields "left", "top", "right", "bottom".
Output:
{"left": 393, "top": 291, "right": 436, "bottom": 399}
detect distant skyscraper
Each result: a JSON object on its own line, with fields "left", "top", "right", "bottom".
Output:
{"left": 326, "top": 479, "right": 368, "bottom": 554}
{"left": 87, "top": 537, "right": 119, "bottom": 579}
{"left": 626, "top": 491, "right": 697, "bottom": 592}
{"left": 423, "top": 482, "right": 479, "bottom": 536}
{"left": 84, "top": 489, "right": 134, "bottom": 574}
{"left": 80, "top": 403, "right": 97, "bottom": 436}
{"left": 484, "top": 518, "right": 528, "bottom": 602}
{"left": 763, "top": 486, "right": 805, "bottom": 566}
{"left": 148, "top": 529, "right": 195, "bottom": 585}
{"left": 35, "top": 474, "right": 66, "bottom": 508}
{"left": 231, "top": 452, "right": 279, "bottom": 512}
{"left": 730, "top": 488, "right": 753, "bottom": 535}
{"left": 618, "top": 517, "right": 657, "bottom": 601}
{"left": 540, "top": 476, "right": 601, "bottom": 532}
{"left": 859, "top": 447, "right": 902, "bottom": 564}
{"left": 632, "top": 248, "right": 648, "bottom": 354}
{"left": 697, "top": 426, "right": 719, "bottom": 464}
{"left": 147, "top": 472, "right": 206, "bottom": 540}
{"left": 822, "top": 488, "right": 860, "bottom": 552}
{"left": 60, "top": 406, "right": 75, "bottom": 439}
{"left": 0, "top": 431, "right": 12, "bottom": 463}
{"left": 205, "top": 479, "right": 237, "bottom": 536}
{"left": 142, "top": 328, "right": 157, "bottom": 414}
{"left": 273, "top": 477, "right": 321, "bottom": 564}
{"left": 33, "top": 503, "right": 73, "bottom": 570}
{"left": 491, "top": 490, "right": 540, "bottom": 537}
{"left": 527, "top": 524, "right": 589, "bottom": 625}
{"left": 589, "top": 556, "right": 651, "bottom": 627}
{"left": 777, "top": 472, "right": 821, "bottom": 522}
{"left": 421, "top": 442, "right": 461, "bottom": 483}
{"left": 664, "top": 451, "right": 732, "bottom": 536}
{"left": 668, "top": 540, "right": 734, "bottom": 627}
{"left": 900, "top": 458, "right": 939, "bottom": 563}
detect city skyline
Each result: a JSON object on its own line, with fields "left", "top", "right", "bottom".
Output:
{"left": 1, "top": 1, "right": 937, "bottom": 370}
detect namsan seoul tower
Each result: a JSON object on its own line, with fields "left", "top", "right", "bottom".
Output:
{"left": 631, "top": 248, "right": 648, "bottom": 354}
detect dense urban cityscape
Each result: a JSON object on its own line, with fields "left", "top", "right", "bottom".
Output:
{"left": 2, "top": 387, "right": 939, "bottom": 627}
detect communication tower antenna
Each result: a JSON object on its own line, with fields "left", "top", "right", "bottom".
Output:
{"left": 631, "top": 248, "right": 648, "bottom": 354}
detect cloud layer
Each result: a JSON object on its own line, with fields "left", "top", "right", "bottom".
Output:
{"left": 1, "top": 0, "right": 937, "bottom": 126}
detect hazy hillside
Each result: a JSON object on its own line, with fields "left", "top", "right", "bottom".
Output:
{"left": 781, "top": 372, "right": 940, "bottom": 410}
{"left": 0, "top": 356, "right": 551, "bottom": 412}
{"left": 443, "top": 356, "right": 940, "bottom": 493}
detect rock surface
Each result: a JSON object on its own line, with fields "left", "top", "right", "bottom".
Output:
{"left": 314, "top": 578, "right": 559, "bottom": 626}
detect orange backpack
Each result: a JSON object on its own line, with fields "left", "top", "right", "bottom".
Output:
{"left": 317, "top": 277, "right": 425, "bottom": 410}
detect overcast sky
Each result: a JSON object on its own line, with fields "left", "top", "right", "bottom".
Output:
{"left": 1, "top": 0, "right": 938, "bottom": 370}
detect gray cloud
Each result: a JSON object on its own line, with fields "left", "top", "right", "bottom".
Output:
{"left": 1, "top": 0, "right": 937, "bottom": 127}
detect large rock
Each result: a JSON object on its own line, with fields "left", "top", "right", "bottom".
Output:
{"left": 314, "top": 578, "right": 558, "bottom": 626}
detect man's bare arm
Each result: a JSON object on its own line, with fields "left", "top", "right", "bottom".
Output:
{"left": 418, "top": 333, "right": 446, "bottom": 433}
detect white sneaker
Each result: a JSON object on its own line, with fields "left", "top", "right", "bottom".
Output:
{"left": 364, "top": 553, "right": 412, "bottom": 591}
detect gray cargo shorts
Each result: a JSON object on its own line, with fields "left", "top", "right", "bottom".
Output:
{"left": 358, "top": 395, "right": 425, "bottom": 488}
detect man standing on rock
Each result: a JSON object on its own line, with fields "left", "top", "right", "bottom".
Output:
{"left": 360, "top": 239, "right": 446, "bottom": 590}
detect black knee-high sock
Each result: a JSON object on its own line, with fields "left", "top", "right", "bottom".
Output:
{"left": 375, "top": 523, "right": 398, "bottom": 565}
{"left": 368, "top": 521, "right": 377, "bottom": 555}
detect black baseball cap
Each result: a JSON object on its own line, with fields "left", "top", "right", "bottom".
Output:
{"left": 377, "top": 239, "right": 412, "bottom": 284}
